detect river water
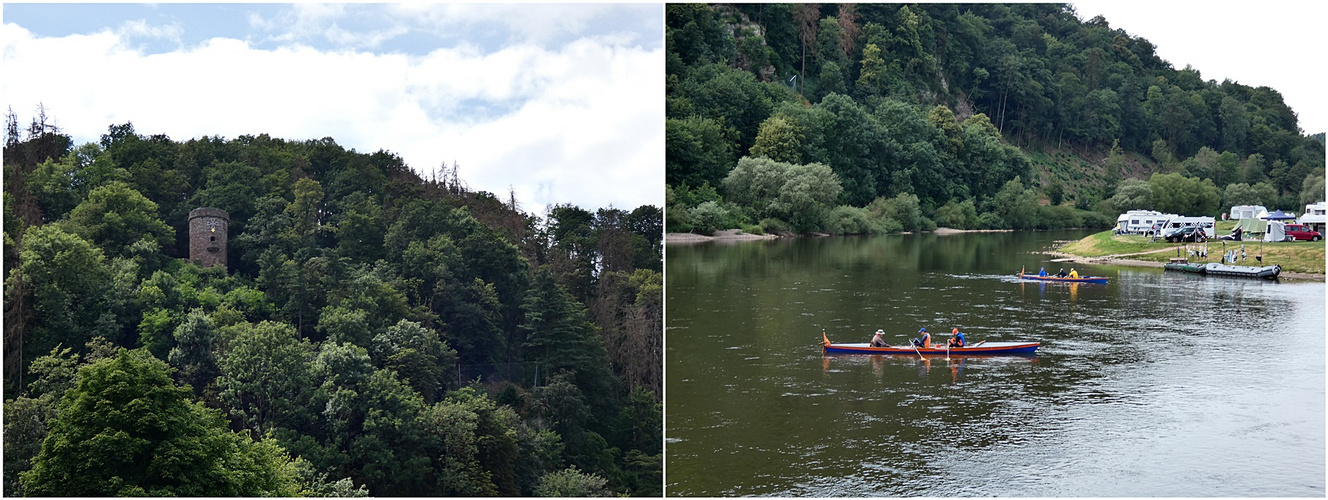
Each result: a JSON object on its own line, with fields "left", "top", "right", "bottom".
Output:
{"left": 665, "top": 231, "right": 1324, "bottom": 496}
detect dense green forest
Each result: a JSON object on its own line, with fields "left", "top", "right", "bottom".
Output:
{"left": 666, "top": 3, "right": 1325, "bottom": 235}
{"left": 3, "top": 109, "right": 662, "bottom": 496}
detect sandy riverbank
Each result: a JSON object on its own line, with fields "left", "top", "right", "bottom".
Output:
{"left": 932, "top": 227, "right": 1014, "bottom": 235}
{"left": 665, "top": 229, "right": 778, "bottom": 244}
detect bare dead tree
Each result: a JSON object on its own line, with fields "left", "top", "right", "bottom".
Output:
{"left": 4, "top": 273, "right": 33, "bottom": 394}
{"left": 837, "top": 4, "right": 861, "bottom": 56}
{"left": 4, "top": 106, "right": 19, "bottom": 151}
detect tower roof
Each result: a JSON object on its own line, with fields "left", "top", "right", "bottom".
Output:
{"left": 188, "top": 207, "right": 229, "bottom": 221}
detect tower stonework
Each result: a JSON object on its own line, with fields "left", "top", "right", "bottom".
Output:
{"left": 188, "top": 207, "right": 229, "bottom": 270}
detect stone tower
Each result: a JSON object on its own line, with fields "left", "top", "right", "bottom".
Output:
{"left": 188, "top": 207, "right": 229, "bottom": 270}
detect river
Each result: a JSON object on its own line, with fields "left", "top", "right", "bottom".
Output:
{"left": 665, "top": 230, "right": 1324, "bottom": 496}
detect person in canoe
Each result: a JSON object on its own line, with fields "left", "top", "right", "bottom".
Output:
{"left": 1038, "top": 267, "right": 1047, "bottom": 277}
{"left": 948, "top": 327, "right": 966, "bottom": 348}
{"left": 1069, "top": 268, "right": 1079, "bottom": 278}
{"left": 911, "top": 328, "right": 931, "bottom": 348}
{"left": 870, "top": 329, "right": 891, "bottom": 347}
{"left": 1056, "top": 268, "right": 1067, "bottom": 277}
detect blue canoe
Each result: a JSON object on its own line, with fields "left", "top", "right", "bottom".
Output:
{"left": 1018, "top": 271, "right": 1108, "bottom": 284}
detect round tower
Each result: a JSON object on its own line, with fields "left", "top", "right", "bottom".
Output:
{"left": 188, "top": 207, "right": 229, "bottom": 270}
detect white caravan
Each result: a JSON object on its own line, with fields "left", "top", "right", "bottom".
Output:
{"left": 1229, "top": 205, "right": 1267, "bottom": 220}
{"left": 1115, "top": 210, "right": 1179, "bottom": 234}
{"left": 1299, "top": 201, "right": 1326, "bottom": 233}
{"left": 1162, "top": 216, "right": 1216, "bottom": 238}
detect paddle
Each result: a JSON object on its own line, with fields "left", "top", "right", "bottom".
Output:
{"left": 945, "top": 342, "right": 950, "bottom": 361}
{"left": 972, "top": 340, "right": 986, "bottom": 348}
{"left": 906, "top": 337, "right": 925, "bottom": 361}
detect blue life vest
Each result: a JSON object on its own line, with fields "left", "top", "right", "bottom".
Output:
{"left": 954, "top": 332, "right": 966, "bottom": 346}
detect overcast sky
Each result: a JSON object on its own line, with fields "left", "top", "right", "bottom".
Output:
{"left": 1071, "top": 0, "right": 1327, "bottom": 136}
{"left": 1, "top": 3, "right": 664, "bottom": 215}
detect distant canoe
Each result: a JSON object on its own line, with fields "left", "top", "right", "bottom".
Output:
{"left": 821, "top": 333, "right": 1039, "bottom": 356}
{"left": 1017, "top": 272, "right": 1108, "bottom": 284}
{"left": 1164, "top": 262, "right": 1280, "bottom": 279}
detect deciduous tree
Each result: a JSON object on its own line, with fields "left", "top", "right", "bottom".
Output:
{"left": 21, "top": 349, "right": 304, "bottom": 496}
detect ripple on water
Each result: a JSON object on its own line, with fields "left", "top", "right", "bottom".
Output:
{"left": 667, "top": 235, "right": 1324, "bottom": 497}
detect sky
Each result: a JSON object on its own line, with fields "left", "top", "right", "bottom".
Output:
{"left": 1071, "top": 0, "right": 1328, "bottom": 136}
{"left": 1, "top": 3, "right": 664, "bottom": 215}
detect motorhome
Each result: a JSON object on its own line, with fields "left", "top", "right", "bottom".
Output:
{"left": 1115, "top": 210, "right": 1179, "bottom": 234}
{"left": 1299, "top": 201, "right": 1326, "bottom": 233}
{"left": 1162, "top": 216, "right": 1216, "bottom": 239}
{"left": 1229, "top": 205, "right": 1267, "bottom": 220}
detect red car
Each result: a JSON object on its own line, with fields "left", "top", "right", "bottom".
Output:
{"left": 1284, "top": 224, "right": 1323, "bottom": 241}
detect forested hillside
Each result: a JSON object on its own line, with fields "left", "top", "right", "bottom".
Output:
{"left": 2, "top": 111, "right": 662, "bottom": 496}
{"left": 666, "top": 4, "right": 1325, "bottom": 235}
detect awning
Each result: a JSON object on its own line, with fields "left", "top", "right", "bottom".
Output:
{"left": 1261, "top": 210, "right": 1296, "bottom": 220}
{"left": 1237, "top": 219, "right": 1268, "bottom": 234}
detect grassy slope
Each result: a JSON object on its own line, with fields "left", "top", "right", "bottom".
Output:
{"left": 1024, "top": 144, "right": 1158, "bottom": 205}
{"left": 1059, "top": 220, "right": 1326, "bottom": 275}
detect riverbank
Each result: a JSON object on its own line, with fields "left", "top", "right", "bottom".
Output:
{"left": 666, "top": 227, "right": 1012, "bottom": 244}
{"left": 1051, "top": 230, "right": 1325, "bottom": 280}
{"left": 665, "top": 229, "right": 777, "bottom": 244}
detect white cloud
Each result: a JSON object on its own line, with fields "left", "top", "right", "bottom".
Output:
{"left": 1, "top": 21, "right": 663, "bottom": 213}
{"left": 385, "top": 4, "right": 612, "bottom": 45}
{"left": 116, "top": 19, "right": 184, "bottom": 47}
{"left": 251, "top": 4, "right": 409, "bottom": 50}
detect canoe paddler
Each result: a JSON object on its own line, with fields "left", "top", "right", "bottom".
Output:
{"left": 1069, "top": 268, "right": 1079, "bottom": 278}
{"left": 911, "top": 328, "right": 931, "bottom": 348}
{"left": 870, "top": 329, "right": 890, "bottom": 347}
{"left": 947, "top": 327, "right": 966, "bottom": 348}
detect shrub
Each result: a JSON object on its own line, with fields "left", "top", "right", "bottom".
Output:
{"left": 688, "top": 201, "right": 729, "bottom": 235}
{"left": 723, "top": 157, "right": 842, "bottom": 234}
{"left": 1037, "top": 205, "right": 1080, "bottom": 229}
{"left": 759, "top": 217, "right": 792, "bottom": 235}
{"left": 665, "top": 202, "right": 692, "bottom": 233}
{"left": 825, "top": 205, "right": 872, "bottom": 235}
{"left": 738, "top": 224, "right": 764, "bottom": 235}
{"left": 671, "top": 182, "right": 723, "bottom": 209}
{"left": 535, "top": 467, "right": 610, "bottom": 497}
{"left": 977, "top": 212, "right": 1006, "bottom": 229}
{"left": 873, "top": 216, "right": 904, "bottom": 234}
{"left": 935, "top": 199, "right": 978, "bottom": 229}
{"left": 867, "top": 193, "right": 924, "bottom": 231}
{"left": 1077, "top": 210, "right": 1114, "bottom": 229}
{"left": 918, "top": 216, "right": 937, "bottom": 232}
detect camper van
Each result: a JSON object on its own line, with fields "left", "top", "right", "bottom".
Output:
{"left": 1229, "top": 205, "right": 1267, "bottom": 220}
{"left": 1161, "top": 216, "right": 1216, "bottom": 239}
{"left": 1115, "top": 210, "right": 1179, "bottom": 234}
{"left": 1299, "top": 201, "right": 1326, "bottom": 233}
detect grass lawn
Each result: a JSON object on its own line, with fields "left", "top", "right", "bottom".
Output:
{"left": 1058, "top": 222, "right": 1325, "bottom": 275}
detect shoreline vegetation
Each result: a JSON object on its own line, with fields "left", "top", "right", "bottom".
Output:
{"left": 665, "top": 226, "right": 1014, "bottom": 244}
